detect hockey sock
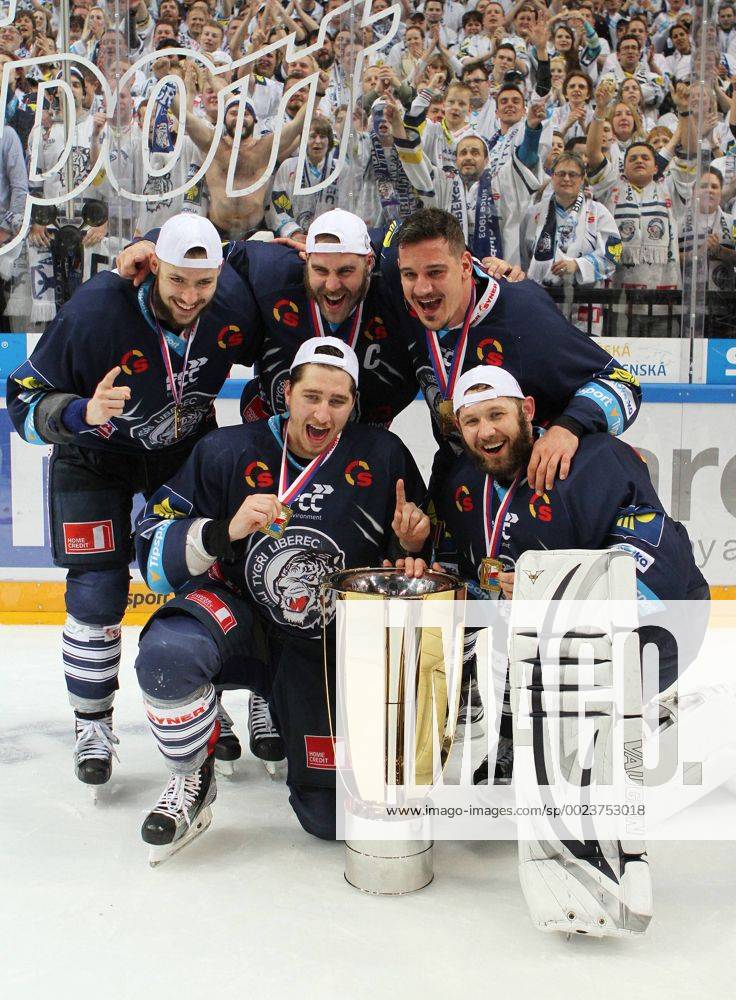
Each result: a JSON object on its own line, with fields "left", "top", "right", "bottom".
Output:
{"left": 63, "top": 614, "right": 122, "bottom": 712}
{"left": 144, "top": 684, "right": 220, "bottom": 775}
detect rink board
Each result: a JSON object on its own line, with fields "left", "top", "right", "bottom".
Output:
{"left": 1, "top": 368, "right": 736, "bottom": 621}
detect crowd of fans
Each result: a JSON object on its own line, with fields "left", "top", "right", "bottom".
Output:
{"left": 0, "top": 0, "right": 735, "bottom": 333}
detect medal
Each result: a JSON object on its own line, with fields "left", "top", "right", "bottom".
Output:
{"left": 152, "top": 301, "right": 198, "bottom": 443}
{"left": 480, "top": 471, "right": 523, "bottom": 597}
{"left": 438, "top": 399, "right": 456, "bottom": 437}
{"left": 258, "top": 419, "right": 342, "bottom": 537}
{"left": 424, "top": 286, "right": 476, "bottom": 437}
{"left": 479, "top": 557, "right": 504, "bottom": 593}
{"left": 262, "top": 501, "right": 293, "bottom": 539}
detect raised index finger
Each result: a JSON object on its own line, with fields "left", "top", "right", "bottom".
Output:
{"left": 395, "top": 478, "right": 406, "bottom": 510}
{"left": 101, "top": 366, "right": 121, "bottom": 387}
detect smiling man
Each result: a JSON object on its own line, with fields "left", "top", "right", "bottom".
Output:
{"left": 133, "top": 338, "right": 430, "bottom": 859}
{"left": 381, "top": 208, "right": 642, "bottom": 495}
{"left": 433, "top": 364, "right": 708, "bottom": 781}
{"left": 6, "top": 214, "right": 260, "bottom": 791}
{"left": 116, "top": 209, "right": 420, "bottom": 428}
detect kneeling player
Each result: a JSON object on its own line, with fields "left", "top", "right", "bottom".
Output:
{"left": 433, "top": 365, "right": 710, "bottom": 936}
{"left": 435, "top": 365, "right": 709, "bottom": 783}
{"left": 134, "top": 338, "right": 431, "bottom": 862}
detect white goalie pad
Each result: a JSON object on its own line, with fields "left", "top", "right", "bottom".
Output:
{"left": 509, "top": 549, "right": 652, "bottom": 938}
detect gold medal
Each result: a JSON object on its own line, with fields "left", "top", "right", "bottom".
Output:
{"left": 260, "top": 502, "right": 293, "bottom": 539}
{"left": 438, "top": 399, "right": 456, "bottom": 437}
{"left": 479, "top": 557, "right": 504, "bottom": 593}
{"left": 174, "top": 404, "right": 181, "bottom": 442}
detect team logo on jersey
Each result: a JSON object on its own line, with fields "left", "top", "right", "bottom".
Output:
{"left": 245, "top": 460, "right": 274, "bottom": 488}
{"left": 345, "top": 460, "right": 372, "bottom": 487}
{"left": 120, "top": 349, "right": 148, "bottom": 375}
{"left": 152, "top": 490, "right": 193, "bottom": 520}
{"left": 529, "top": 491, "right": 552, "bottom": 521}
{"left": 129, "top": 392, "right": 212, "bottom": 449}
{"left": 610, "top": 506, "right": 664, "bottom": 547}
{"left": 607, "top": 366, "right": 640, "bottom": 388}
{"left": 475, "top": 338, "right": 503, "bottom": 365}
{"left": 245, "top": 527, "right": 344, "bottom": 632}
{"left": 217, "top": 324, "right": 243, "bottom": 349}
{"left": 455, "top": 485, "right": 473, "bottom": 512}
{"left": 273, "top": 298, "right": 299, "bottom": 327}
{"left": 365, "top": 316, "right": 387, "bottom": 341}
{"left": 11, "top": 360, "right": 49, "bottom": 391}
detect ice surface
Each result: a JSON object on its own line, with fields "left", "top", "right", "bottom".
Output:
{"left": 2, "top": 625, "right": 735, "bottom": 1000}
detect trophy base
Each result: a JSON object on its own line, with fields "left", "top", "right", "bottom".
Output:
{"left": 344, "top": 838, "right": 434, "bottom": 895}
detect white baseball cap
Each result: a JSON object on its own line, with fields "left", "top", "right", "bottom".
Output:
{"left": 453, "top": 365, "right": 525, "bottom": 413}
{"left": 306, "top": 209, "right": 373, "bottom": 256}
{"left": 155, "top": 214, "right": 223, "bottom": 270}
{"left": 290, "top": 336, "right": 360, "bottom": 387}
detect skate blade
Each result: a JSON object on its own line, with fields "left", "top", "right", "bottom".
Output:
{"left": 263, "top": 759, "right": 287, "bottom": 781}
{"left": 215, "top": 758, "right": 235, "bottom": 778}
{"left": 148, "top": 807, "right": 213, "bottom": 868}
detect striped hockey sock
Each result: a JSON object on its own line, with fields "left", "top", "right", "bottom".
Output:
{"left": 144, "top": 684, "right": 220, "bottom": 775}
{"left": 63, "top": 615, "right": 122, "bottom": 712}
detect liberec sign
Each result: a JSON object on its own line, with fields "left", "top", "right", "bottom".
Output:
{"left": 0, "top": 0, "right": 401, "bottom": 255}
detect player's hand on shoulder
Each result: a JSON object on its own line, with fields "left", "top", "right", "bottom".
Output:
{"left": 497, "top": 570, "right": 515, "bottom": 600}
{"left": 527, "top": 425, "right": 578, "bottom": 493}
{"left": 115, "top": 240, "right": 156, "bottom": 286}
{"left": 85, "top": 367, "right": 131, "bottom": 425}
{"left": 480, "top": 256, "right": 526, "bottom": 282}
{"left": 228, "top": 493, "right": 283, "bottom": 540}
{"left": 392, "top": 479, "right": 431, "bottom": 554}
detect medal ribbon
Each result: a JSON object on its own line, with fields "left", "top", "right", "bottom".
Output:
{"left": 483, "top": 471, "right": 522, "bottom": 559}
{"left": 277, "top": 420, "right": 342, "bottom": 505}
{"left": 308, "top": 298, "right": 364, "bottom": 350}
{"left": 424, "top": 284, "right": 476, "bottom": 400}
{"left": 151, "top": 300, "right": 199, "bottom": 418}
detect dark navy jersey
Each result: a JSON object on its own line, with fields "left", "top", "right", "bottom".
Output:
{"left": 434, "top": 433, "right": 706, "bottom": 603}
{"left": 136, "top": 418, "right": 425, "bottom": 640}
{"left": 6, "top": 266, "right": 260, "bottom": 453}
{"left": 376, "top": 232, "right": 642, "bottom": 452}
{"left": 222, "top": 240, "right": 419, "bottom": 426}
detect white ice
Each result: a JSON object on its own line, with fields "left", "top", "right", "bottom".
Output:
{"left": 2, "top": 624, "right": 735, "bottom": 1000}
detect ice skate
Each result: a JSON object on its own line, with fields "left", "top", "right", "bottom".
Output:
{"left": 74, "top": 709, "right": 120, "bottom": 795}
{"left": 142, "top": 756, "right": 217, "bottom": 867}
{"left": 456, "top": 675, "right": 485, "bottom": 737}
{"left": 214, "top": 697, "right": 241, "bottom": 778}
{"left": 248, "top": 692, "right": 286, "bottom": 779}
{"left": 473, "top": 735, "right": 514, "bottom": 785}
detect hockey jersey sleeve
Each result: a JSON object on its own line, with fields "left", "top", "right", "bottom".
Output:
{"left": 136, "top": 433, "right": 233, "bottom": 594}
{"left": 509, "top": 279, "right": 642, "bottom": 437}
{"left": 556, "top": 437, "right": 706, "bottom": 603}
{"left": 6, "top": 308, "right": 100, "bottom": 446}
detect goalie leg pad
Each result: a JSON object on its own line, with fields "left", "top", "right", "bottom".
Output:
{"left": 510, "top": 550, "right": 651, "bottom": 938}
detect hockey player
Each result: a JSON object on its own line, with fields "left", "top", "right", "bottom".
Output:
{"left": 381, "top": 208, "right": 642, "bottom": 496}
{"left": 373, "top": 206, "right": 641, "bottom": 726}
{"left": 434, "top": 364, "right": 709, "bottom": 782}
{"left": 133, "top": 338, "right": 430, "bottom": 861}
{"left": 116, "top": 209, "right": 421, "bottom": 428}
{"left": 6, "top": 215, "right": 260, "bottom": 789}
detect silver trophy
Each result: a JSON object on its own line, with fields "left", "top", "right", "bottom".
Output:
{"left": 322, "top": 567, "right": 466, "bottom": 895}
